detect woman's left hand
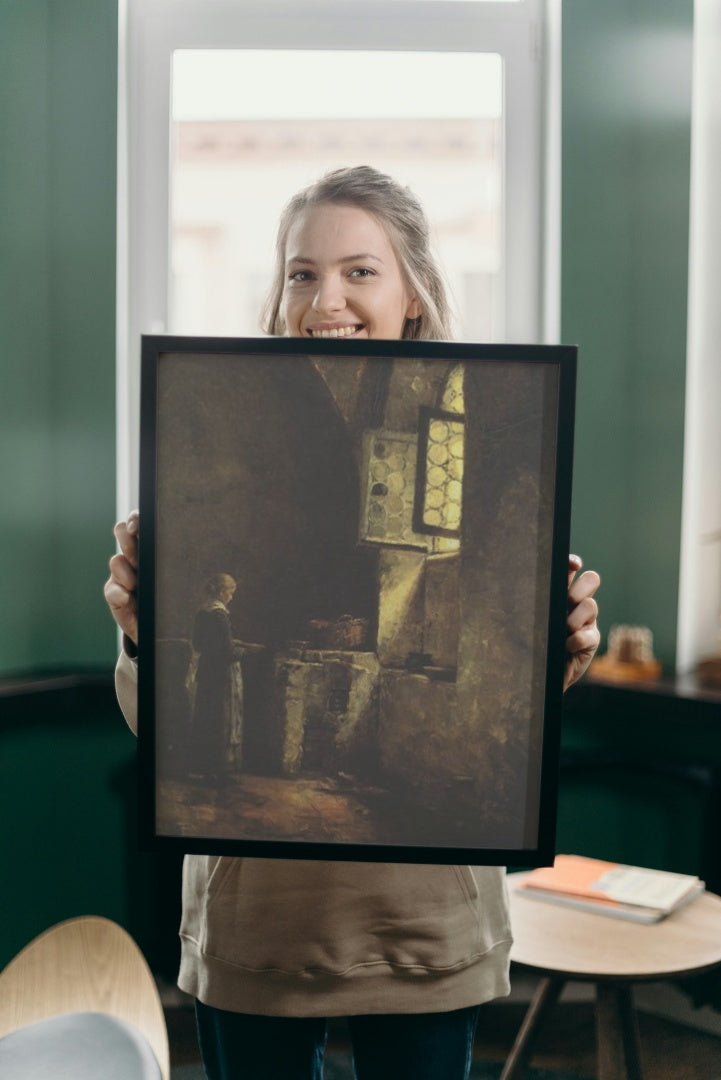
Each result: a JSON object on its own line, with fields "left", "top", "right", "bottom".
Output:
{"left": 564, "top": 554, "right": 601, "bottom": 691}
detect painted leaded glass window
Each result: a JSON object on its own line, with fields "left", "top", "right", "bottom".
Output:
{"left": 359, "top": 431, "right": 427, "bottom": 549}
{"left": 414, "top": 366, "right": 465, "bottom": 550}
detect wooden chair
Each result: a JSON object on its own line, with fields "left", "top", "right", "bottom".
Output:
{"left": 0, "top": 915, "right": 169, "bottom": 1079}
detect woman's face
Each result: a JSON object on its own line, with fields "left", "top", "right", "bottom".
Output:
{"left": 220, "top": 583, "right": 236, "bottom": 605}
{"left": 281, "top": 203, "right": 421, "bottom": 341}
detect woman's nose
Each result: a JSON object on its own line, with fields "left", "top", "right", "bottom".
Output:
{"left": 312, "top": 274, "right": 345, "bottom": 314}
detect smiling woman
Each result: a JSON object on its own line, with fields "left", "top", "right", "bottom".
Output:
{"left": 263, "top": 167, "right": 452, "bottom": 342}
{"left": 106, "top": 155, "right": 599, "bottom": 1080}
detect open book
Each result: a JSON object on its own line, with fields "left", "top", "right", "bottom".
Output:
{"left": 516, "top": 854, "right": 705, "bottom": 923}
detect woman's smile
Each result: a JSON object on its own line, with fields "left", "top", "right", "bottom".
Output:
{"left": 306, "top": 323, "right": 365, "bottom": 339}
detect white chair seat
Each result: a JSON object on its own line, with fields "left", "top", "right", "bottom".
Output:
{"left": 0, "top": 1011, "right": 162, "bottom": 1079}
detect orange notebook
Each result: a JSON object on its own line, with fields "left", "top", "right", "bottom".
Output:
{"left": 517, "top": 854, "right": 703, "bottom": 923}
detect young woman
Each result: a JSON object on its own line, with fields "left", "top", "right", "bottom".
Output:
{"left": 105, "top": 166, "right": 601, "bottom": 1080}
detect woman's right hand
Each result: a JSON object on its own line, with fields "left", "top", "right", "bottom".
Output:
{"left": 104, "top": 510, "right": 139, "bottom": 646}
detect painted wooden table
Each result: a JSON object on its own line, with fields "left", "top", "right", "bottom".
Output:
{"left": 503, "top": 872, "right": 721, "bottom": 1080}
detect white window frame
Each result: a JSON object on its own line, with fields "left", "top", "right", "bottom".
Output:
{"left": 676, "top": 0, "right": 721, "bottom": 674}
{"left": 116, "top": 0, "right": 559, "bottom": 512}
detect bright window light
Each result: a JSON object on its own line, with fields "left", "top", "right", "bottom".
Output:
{"left": 172, "top": 50, "right": 502, "bottom": 121}
{"left": 170, "top": 50, "right": 503, "bottom": 341}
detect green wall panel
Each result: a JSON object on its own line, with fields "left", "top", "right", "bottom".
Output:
{"left": 0, "top": 702, "right": 134, "bottom": 966}
{"left": 0, "top": 0, "right": 118, "bottom": 674}
{"left": 0, "top": 685, "right": 184, "bottom": 977}
{"left": 562, "top": 0, "right": 693, "bottom": 669}
{"left": 0, "top": 2, "right": 55, "bottom": 669}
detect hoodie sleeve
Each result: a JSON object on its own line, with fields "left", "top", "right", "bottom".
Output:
{"left": 115, "top": 645, "right": 139, "bottom": 736}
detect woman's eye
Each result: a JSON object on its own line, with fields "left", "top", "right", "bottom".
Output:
{"left": 349, "top": 267, "right": 375, "bottom": 279}
{"left": 288, "top": 269, "right": 313, "bottom": 283}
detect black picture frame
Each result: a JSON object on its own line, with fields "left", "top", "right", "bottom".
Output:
{"left": 138, "top": 335, "right": 576, "bottom": 866}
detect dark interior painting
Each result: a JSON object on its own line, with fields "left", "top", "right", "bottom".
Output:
{"left": 140, "top": 338, "right": 574, "bottom": 864}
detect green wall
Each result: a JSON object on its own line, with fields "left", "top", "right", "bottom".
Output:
{"left": 0, "top": 0, "right": 118, "bottom": 675}
{"left": 562, "top": 0, "right": 693, "bottom": 669}
{"left": 0, "top": 684, "right": 183, "bottom": 974}
{"left": 0, "top": 1, "right": 693, "bottom": 676}
{"left": 0, "top": 0, "right": 131, "bottom": 974}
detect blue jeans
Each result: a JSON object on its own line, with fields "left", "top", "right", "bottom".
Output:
{"left": 195, "top": 1000, "right": 481, "bottom": 1080}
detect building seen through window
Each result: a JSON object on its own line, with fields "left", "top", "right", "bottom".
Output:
{"left": 170, "top": 50, "right": 503, "bottom": 342}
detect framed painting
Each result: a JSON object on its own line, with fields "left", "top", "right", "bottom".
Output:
{"left": 137, "top": 335, "right": 576, "bottom": 865}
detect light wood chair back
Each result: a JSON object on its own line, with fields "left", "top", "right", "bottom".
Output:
{"left": 0, "top": 915, "right": 169, "bottom": 1080}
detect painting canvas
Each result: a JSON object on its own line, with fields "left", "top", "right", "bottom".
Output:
{"left": 138, "top": 336, "right": 576, "bottom": 864}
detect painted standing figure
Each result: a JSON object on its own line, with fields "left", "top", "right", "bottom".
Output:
{"left": 188, "top": 573, "right": 244, "bottom": 779}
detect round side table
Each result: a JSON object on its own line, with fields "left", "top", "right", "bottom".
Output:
{"left": 503, "top": 872, "right": 721, "bottom": 1080}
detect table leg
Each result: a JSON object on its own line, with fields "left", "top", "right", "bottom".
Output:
{"left": 500, "top": 976, "right": 565, "bottom": 1080}
{"left": 596, "top": 982, "right": 643, "bottom": 1080}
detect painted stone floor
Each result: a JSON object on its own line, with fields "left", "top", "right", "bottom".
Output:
{"left": 156, "top": 769, "right": 491, "bottom": 849}
{"left": 157, "top": 771, "right": 384, "bottom": 844}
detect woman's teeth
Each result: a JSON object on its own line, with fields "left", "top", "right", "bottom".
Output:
{"left": 309, "top": 325, "right": 361, "bottom": 338}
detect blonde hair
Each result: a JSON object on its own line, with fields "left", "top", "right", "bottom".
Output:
{"left": 202, "top": 573, "right": 236, "bottom": 600}
{"left": 262, "top": 166, "right": 453, "bottom": 341}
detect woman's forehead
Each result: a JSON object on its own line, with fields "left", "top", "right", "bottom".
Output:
{"left": 285, "top": 203, "right": 396, "bottom": 262}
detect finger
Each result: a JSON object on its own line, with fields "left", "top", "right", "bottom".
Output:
{"left": 566, "top": 594, "right": 599, "bottom": 634}
{"left": 568, "top": 568, "right": 601, "bottom": 607}
{"left": 103, "top": 577, "right": 133, "bottom": 612}
{"left": 103, "top": 579, "right": 138, "bottom": 641}
{"left": 568, "top": 553, "right": 583, "bottom": 588}
{"left": 104, "top": 576, "right": 138, "bottom": 620}
{"left": 108, "top": 552, "right": 137, "bottom": 592}
{"left": 566, "top": 623, "right": 601, "bottom": 657}
{"left": 113, "top": 518, "right": 139, "bottom": 568}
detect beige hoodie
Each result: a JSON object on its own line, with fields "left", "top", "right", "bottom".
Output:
{"left": 116, "top": 651, "right": 512, "bottom": 1016}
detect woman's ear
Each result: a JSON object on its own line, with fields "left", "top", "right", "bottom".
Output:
{"left": 406, "top": 296, "right": 423, "bottom": 320}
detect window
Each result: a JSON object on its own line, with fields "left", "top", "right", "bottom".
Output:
{"left": 360, "top": 431, "right": 424, "bottom": 549}
{"left": 169, "top": 49, "right": 503, "bottom": 343}
{"left": 677, "top": 1, "right": 721, "bottom": 673}
{"left": 414, "top": 366, "right": 466, "bottom": 552}
{"left": 118, "top": 0, "right": 557, "bottom": 511}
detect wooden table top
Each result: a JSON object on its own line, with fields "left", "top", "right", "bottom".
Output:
{"left": 508, "top": 871, "right": 721, "bottom": 981}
